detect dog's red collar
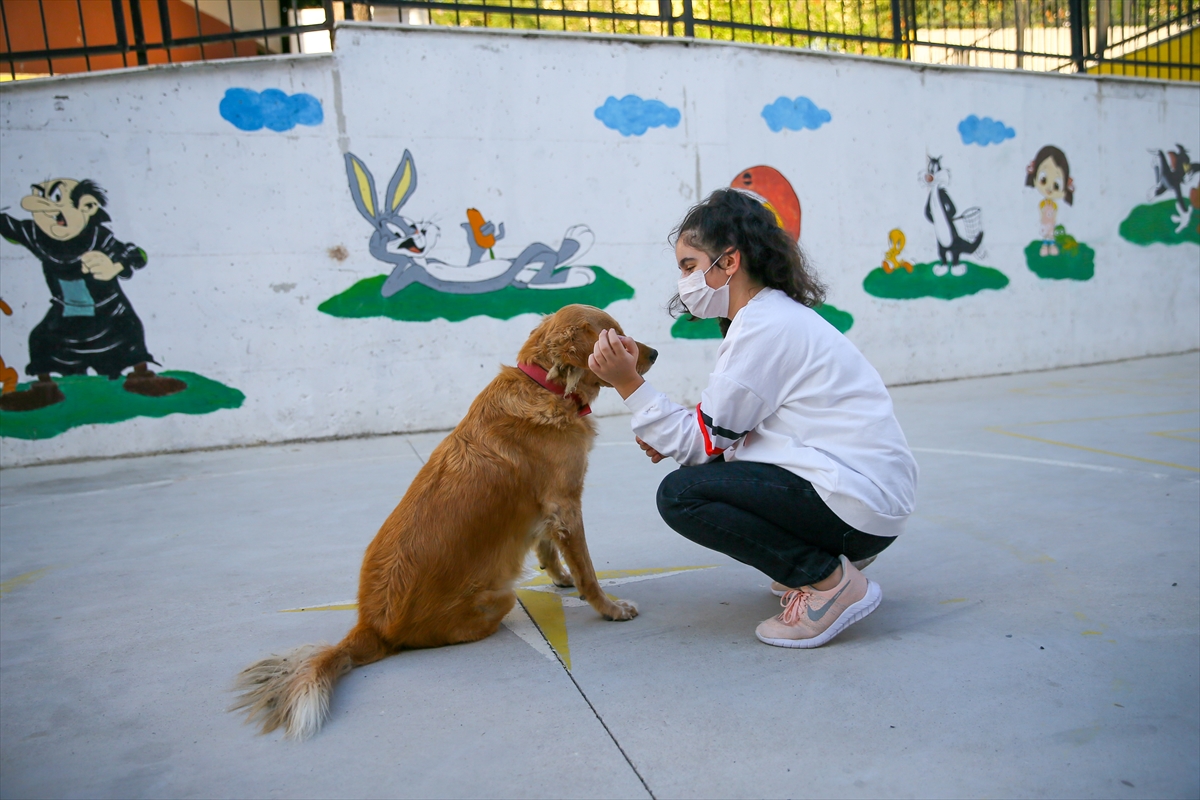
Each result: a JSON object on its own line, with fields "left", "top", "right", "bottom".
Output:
{"left": 517, "top": 362, "right": 591, "bottom": 417}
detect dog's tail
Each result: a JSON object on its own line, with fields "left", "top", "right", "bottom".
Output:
{"left": 230, "top": 624, "right": 390, "bottom": 740}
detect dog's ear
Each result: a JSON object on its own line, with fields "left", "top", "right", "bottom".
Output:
{"left": 544, "top": 321, "right": 600, "bottom": 393}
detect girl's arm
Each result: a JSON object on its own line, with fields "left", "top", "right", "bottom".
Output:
{"left": 590, "top": 328, "right": 774, "bottom": 466}
{"left": 625, "top": 375, "right": 772, "bottom": 465}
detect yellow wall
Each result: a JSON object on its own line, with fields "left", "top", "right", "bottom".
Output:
{"left": 1089, "top": 27, "right": 1199, "bottom": 82}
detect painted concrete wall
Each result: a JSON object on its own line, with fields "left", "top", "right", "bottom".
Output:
{"left": 1, "top": 24, "right": 1197, "bottom": 466}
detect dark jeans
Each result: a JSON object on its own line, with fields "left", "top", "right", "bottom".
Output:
{"left": 656, "top": 458, "right": 894, "bottom": 588}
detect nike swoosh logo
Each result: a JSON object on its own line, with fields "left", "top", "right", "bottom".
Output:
{"left": 807, "top": 582, "right": 850, "bottom": 622}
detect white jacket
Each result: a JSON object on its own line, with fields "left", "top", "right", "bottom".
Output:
{"left": 625, "top": 288, "right": 918, "bottom": 537}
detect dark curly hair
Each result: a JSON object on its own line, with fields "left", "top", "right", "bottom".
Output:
{"left": 668, "top": 188, "right": 825, "bottom": 336}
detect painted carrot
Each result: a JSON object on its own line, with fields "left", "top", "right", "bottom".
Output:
{"left": 466, "top": 207, "right": 496, "bottom": 257}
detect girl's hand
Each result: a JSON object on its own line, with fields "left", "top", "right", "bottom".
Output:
{"left": 588, "top": 328, "right": 644, "bottom": 399}
{"left": 636, "top": 436, "right": 665, "bottom": 463}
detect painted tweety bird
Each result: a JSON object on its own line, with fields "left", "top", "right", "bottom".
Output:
{"left": 881, "top": 229, "right": 913, "bottom": 274}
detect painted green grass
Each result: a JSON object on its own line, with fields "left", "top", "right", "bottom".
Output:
{"left": 671, "top": 303, "right": 854, "bottom": 339}
{"left": 1024, "top": 239, "right": 1096, "bottom": 281}
{"left": 318, "top": 267, "right": 634, "bottom": 322}
{"left": 0, "top": 371, "right": 244, "bottom": 440}
{"left": 1119, "top": 200, "right": 1200, "bottom": 247}
{"left": 863, "top": 261, "right": 1009, "bottom": 300}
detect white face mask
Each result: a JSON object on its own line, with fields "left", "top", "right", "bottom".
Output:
{"left": 678, "top": 252, "right": 732, "bottom": 319}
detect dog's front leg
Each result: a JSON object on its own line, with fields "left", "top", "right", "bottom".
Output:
{"left": 547, "top": 504, "right": 638, "bottom": 621}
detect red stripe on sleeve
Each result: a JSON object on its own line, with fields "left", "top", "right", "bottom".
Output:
{"left": 696, "top": 404, "right": 725, "bottom": 457}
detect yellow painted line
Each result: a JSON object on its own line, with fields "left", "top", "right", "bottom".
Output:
{"left": 516, "top": 588, "right": 571, "bottom": 670}
{"left": 1150, "top": 428, "right": 1200, "bottom": 443}
{"left": 1082, "top": 630, "right": 1102, "bottom": 636}
{"left": 986, "top": 427, "right": 1200, "bottom": 473}
{"left": 280, "top": 602, "right": 357, "bottom": 612}
{"left": 1003, "top": 409, "right": 1198, "bottom": 427}
{"left": 0, "top": 567, "right": 52, "bottom": 597}
{"left": 938, "top": 598, "right": 968, "bottom": 604}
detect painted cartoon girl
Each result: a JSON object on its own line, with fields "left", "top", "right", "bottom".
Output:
{"left": 1025, "top": 146, "right": 1075, "bottom": 256}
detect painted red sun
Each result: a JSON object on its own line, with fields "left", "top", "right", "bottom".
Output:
{"left": 731, "top": 166, "right": 801, "bottom": 242}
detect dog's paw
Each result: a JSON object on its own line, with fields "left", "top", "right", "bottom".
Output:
{"left": 553, "top": 575, "right": 575, "bottom": 588}
{"left": 601, "top": 598, "right": 639, "bottom": 621}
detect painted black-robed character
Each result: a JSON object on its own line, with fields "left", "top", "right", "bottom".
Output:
{"left": 0, "top": 178, "right": 185, "bottom": 412}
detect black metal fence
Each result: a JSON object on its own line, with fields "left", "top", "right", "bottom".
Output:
{"left": 1, "top": 0, "right": 1196, "bottom": 81}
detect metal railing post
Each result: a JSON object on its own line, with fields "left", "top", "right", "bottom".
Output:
{"left": 324, "top": 0, "right": 337, "bottom": 48}
{"left": 156, "top": 0, "right": 173, "bottom": 61}
{"left": 1068, "top": 0, "right": 1086, "bottom": 72}
{"left": 111, "top": 0, "right": 130, "bottom": 65}
{"left": 659, "top": 0, "right": 673, "bottom": 36}
{"left": 890, "top": 0, "right": 902, "bottom": 57}
{"left": 128, "top": 0, "right": 149, "bottom": 65}
{"left": 681, "top": 0, "right": 693, "bottom": 38}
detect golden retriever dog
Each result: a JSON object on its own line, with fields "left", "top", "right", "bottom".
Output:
{"left": 231, "top": 304, "right": 657, "bottom": 740}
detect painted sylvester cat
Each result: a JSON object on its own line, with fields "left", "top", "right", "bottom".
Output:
{"left": 1150, "top": 144, "right": 1200, "bottom": 234}
{"left": 919, "top": 156, "right": 984, "bottom": 276}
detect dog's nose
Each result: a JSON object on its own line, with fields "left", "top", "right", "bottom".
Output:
{"left": 647, "top": 347, "right": 659, "bottom": 364}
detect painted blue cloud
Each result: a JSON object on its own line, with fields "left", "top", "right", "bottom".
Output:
{"left": 761, "top": 96, "right": 831, "bottom": 133}
{"left": 220, "top": 88, "right": 323, "bottom": 132}
{"left": 958, "top": 115, "right": 1015, "bottom": 146}
{"left": 594, "top": 95, "right": 681, "bottom": 137}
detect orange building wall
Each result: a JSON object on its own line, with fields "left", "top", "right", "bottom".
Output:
{"left": 1, "top": 0, "right": 263, "bottom": 76}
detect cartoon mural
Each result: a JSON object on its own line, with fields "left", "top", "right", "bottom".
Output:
{"left": 671, "top": 165, "right": 852, "bottom": 338}
{"left": 862, "top": 157, "right": 1007, "bottom": 300}
{"left": 761, "top": 96, "right": 832, "bottom": 133}
{"left": 319, "top": 151, "right": 634, "bottom": 322}
{"left": 594, "top": 96, "right": 681, "bottom": 137}
{"left": 0, "top": 178, "right": 243, "bottom": 436}
{"left": 731, "top": 166, "right": 801, "bottom": 242}
{"left": 1119, "top": 144, "right": 1200, "bottom": 246}
{"left": 880, "top": 229, "right": 913, "bottom": 274}
{"left": 0, "top": 299, "right": 18, "bottom": 395}
{"left": 958, "top": 115, "right": 1015, "bottom": 147}
{"left": 219, "top": 88, "right": 323, "bottom": 132}
{"left": 0, "top": 178, "right": 185, "bottom": 411}
{"left": 920, "top": 155, "right": 984, "bottom": 274}
{"left": 1023, "top": 145, "right": 1095, "bottom": 281}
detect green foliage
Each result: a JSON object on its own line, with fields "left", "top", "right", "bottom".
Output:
{"left": 0, "top": 372, "right": 244, "bottom": 440}
{"left": 318, "top": 267, "right": 635, "bottom": 322}
{"left": 1119, "top": 200, "right": 1200, "bottom": 247}
{"left": 670, "top": 303, "right": 854, "bottom": 339}
{"left": 416, "top": 0, "right": 1173, "bottom": 46}
{"left": 863, "top": 260, "right": 1009, "bottom": 300}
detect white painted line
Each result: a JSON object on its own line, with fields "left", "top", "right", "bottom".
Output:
{"left": 501, "top": 602, "right": 559, "bottom": 663}
{"left": 1, "top": 451, "right": 422, "bottom": 507}
{"left": 910, "top": 446, "right": 1167, "bottom": 476}
{"left": 0, "top": 478, "right": 179, "bottom": 507}
{"left": 520, "top": 566, "right": 718, "bottom": 594}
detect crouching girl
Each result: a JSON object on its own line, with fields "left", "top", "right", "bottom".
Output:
{"left": 589, "top": 189, "right": 917, "bottom": 648}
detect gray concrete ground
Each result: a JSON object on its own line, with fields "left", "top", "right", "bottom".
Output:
{"left": 1, "top": 352, "right": 1197, "bottom": 800}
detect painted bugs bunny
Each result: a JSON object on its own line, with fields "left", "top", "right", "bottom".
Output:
{"left": 344, "top": 151, "right": 595, "bottom": 297}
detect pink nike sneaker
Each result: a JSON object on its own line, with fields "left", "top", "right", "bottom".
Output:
{"left": 770, "top": 554, "right": 877, "bottom": 597}
{"left": 756, "top": 556, "right": 881, "bottom": 649}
